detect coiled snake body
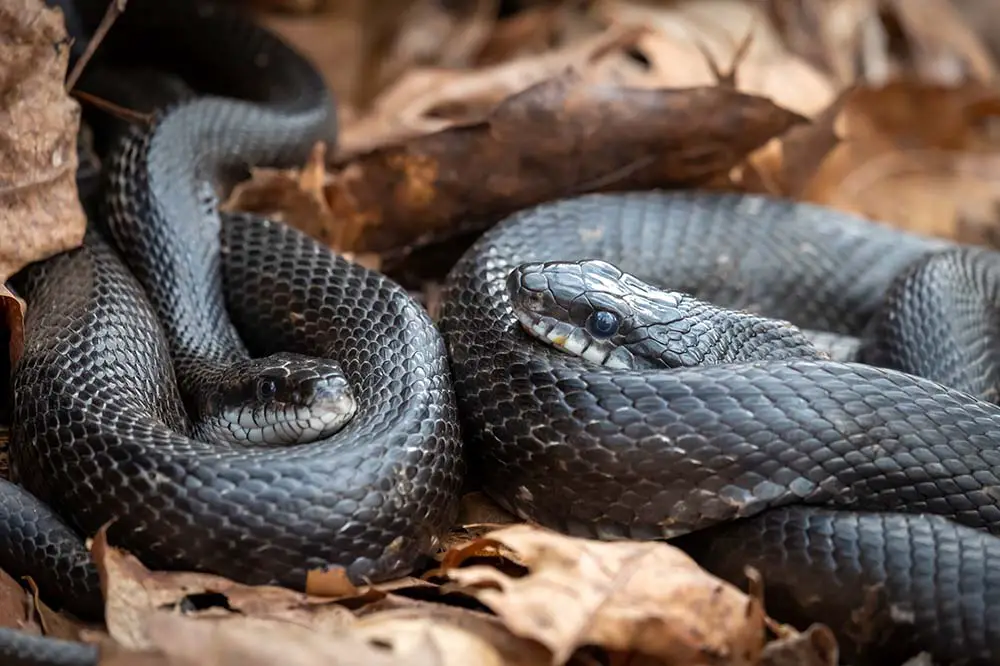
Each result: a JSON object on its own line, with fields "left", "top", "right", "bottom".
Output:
{"left": 438, "top": 193, "right": 1000, "bottom": 665}
{"left": 3, "top": 1, "right": 1000, "bottom": 665}
{"left": 1, "top": 2, "right": 465, "bottom": 662}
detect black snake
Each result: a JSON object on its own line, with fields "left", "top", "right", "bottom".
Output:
{"left": 3, "top": 1, "right": 1000, "bottom": 665}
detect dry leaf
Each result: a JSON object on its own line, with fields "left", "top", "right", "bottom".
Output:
{"left": 0, "top": 0, "right": 86, "bottom": 281}
{"left": 351, "top": 612, "right": 505, "bottom": 666}
{"left": 765, "top": 0, "right": 874, "bottom": 86}
{"left": 31, "top": 586, "right": 95, "bottom": 642}
{"left": 442, "top": 524, "right": 767, "bottom": 666}
{"left": 250, "top": 70, "right": 804, "bottom": 257}
{"left": 0, "top": 566, "right": 33, "bottom": 630}
{"left": 98, "top": 642, "right": 173, "bottom": 666}
{"left": 455, "top": 491, "right": 520, "bottom": 527}
{"left": 473, "top": 2, "right": 600, "bottom": 67}
{"left": 591, "top": 0, "right": 837, "bottom": 116}
{"left": 90, "top": 527, "right": 355, "bottom": 652}
{"left": 435, "top": 492, "right": 524, "bottom": 559}
{"left": 951, "top": 0, "right": 1000, "bottom": 64}
{"left": 355, "top": 600, "right": 553, "bottom": 666}
{"left": 881, "top": 0, "right": 997, "bottom": 83}
{"left": 766, "top": 0, "right": 996, "bottom": 86}
{"left": 223, "top": 142, "right": 339, "bottom": 244}
{"left": 2, "top": 286, "right": 25, "bottom": 387}
{"left": 737, "top": 85, "right": 851, "bottom": 197}
{"left": 305, "top": 566, "right": 436, "bottom": 601}
{"left": 759, "top": 624, "right": 839, "bottom": 666}
{"left": 795, "top": 80, "right": 1000, "bottom": 241}
{"left": 435, "top": 535, "right": 524, "bottom": 574}
{"left": 378, "top": 0, "right": 500, "bottom": 76}
{"left": 136, "top": 612, "right": 444, "bottom": 666}
{"left": 337, "top": 22, "right": 652, "bottom": 159}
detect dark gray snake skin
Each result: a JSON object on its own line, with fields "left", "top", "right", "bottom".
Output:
{"left": 3, "top": 2, "right": 1000, "bottom": 666}
{"left": 0, "top": 1, "right": 464, "bottom": 664}
{"left": 437, "top": 191, "right": 1000, "bottom": 666}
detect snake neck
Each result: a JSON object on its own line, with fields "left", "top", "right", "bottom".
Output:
{"left": 104, "top": 108, "right": 250, "bottom": 366}
{"left": 87, "top": 0, "right": 338, "bottom": 438}
{"left": 101, "top": 83, "right": 334, "bottom": 425}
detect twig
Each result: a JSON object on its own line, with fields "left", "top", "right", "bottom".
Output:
{"left": 72, "top": 89, "right": 153, "bottom": 125}
{"left": 693, "top": 20, "right": 756, "bottom": 89}
{"left": 66, "top": 0, "right": 128, "bottom": 91}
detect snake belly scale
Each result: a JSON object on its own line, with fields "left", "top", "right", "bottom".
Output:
{"left": 2, "top": 1, "right": 1000, "bottom": 665}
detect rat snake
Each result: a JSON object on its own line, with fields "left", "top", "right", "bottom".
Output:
{"left": 4, "top": 1, "right": 1000, "bottom": 665}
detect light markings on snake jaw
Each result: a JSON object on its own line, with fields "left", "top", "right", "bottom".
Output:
{"left": 513, "top": 308, "right": 633, "bottom": 369}
{"left": 218, "top": 404, "right": 354, "bottom": 446}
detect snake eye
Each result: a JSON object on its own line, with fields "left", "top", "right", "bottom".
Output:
{"left": 586, "top": 310, "right": 620, "bottom": 338}
{"left": 258, "top": 378, "right": 277, "bottom": 400}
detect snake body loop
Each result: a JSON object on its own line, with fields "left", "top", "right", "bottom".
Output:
{"left": 4, "top": 2, "right": 1000, "bottom": 666}
{"left": 437, "top": 191, "right": 1000, "bottom": 665}
{"left": 4, "top": 0, "right": 465, "bottom": 628}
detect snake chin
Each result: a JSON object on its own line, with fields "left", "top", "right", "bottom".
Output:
{"left": 197, "top": 352, "right": 358, "bottom": 446}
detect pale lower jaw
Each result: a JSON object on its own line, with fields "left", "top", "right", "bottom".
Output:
{"left": 512, "top": 308, "right": 633, "bottom": 369}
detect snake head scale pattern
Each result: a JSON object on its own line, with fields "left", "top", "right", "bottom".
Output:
{"left": 195, "top": 352, "right": 358, "bottom": 446}
{"left": 508, "top": 258, "right": 822, "bottom": 370}
{"left": 507, "top": 259, "right": 640, "bottom": 369}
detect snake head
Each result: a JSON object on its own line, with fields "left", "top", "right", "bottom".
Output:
{"left": 508, "top": 259, "right": 823, "bottom": 371}
{"left": 507, "top": 259, "right": 641, "bottom": 369}
{"left": 202, "top": 352, "right": 357, "bottom": 446}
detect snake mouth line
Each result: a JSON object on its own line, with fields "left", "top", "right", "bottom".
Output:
{"left": 215, "top": 392, "right": 357, "bottom": 446}
{"left": 512, "top": 308, "right": 631, "bottom": 369}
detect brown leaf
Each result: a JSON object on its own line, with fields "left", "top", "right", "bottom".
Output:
{"left": 0, "top": 566, "right": 33, "bottom": 629}
{"left": 222, "top": 141, "right": 337, "bottom": 244}
{"left": 313, "top": 70, "right": 806, "bottom": 256}
{"left": 881, "top": 0, "right": 997, "bottom": 83}
{"left": 222, "top": 141, "right": 380, "bottom": 270}
{"left": 31, "top": 586, "right": 95, "bottom": 642}
{"left": 473, "top": 2, "right": 598, "bottom": 67}
{"left": 2, "top": 285, "right": 25, "bottom": 403}
{"left": 137, "top": 612, "right": 447, "bottom": 666}
{"left": 382, "top": 0, "right": 500, "bottom": 73}
{"left": 442, "top": 524, "right": 767, "bottom": 666}
{"left": 456, "top": 491, "right": 520, "bottom": 527}
{"left": 435, "top": 535, "right": 523, "bottom": 575}
{"left": 354, "top": 600, "right": 553, "bottom": 666}
{"left": 759, "top": 624, "right": 839, "bottom": 666}
{"left": 0, "top": 0, "right": 86, "bottom": 281}
{"left": 305, "top": 565, "right": 436, "bottom": 603}
{"left": 336, "top": 22, "right": 652, "bottom": 159}
{"left": 435, "top": 493, "right": 524, "bottom": 562}
{"left": 737, "top": 85, "right": 851, "bottom": 198}
{"left": 591, "top": 0, "right": 837, "bottom": 117}
{"left": 0, "top": 567, "right": 99, "bottom": 653}
{"left": 303, "top": 567, "right": 357, "bottom": 598}
{"left": 766, "top": 0, "right": 878, "bottom": 86}
{"left": 793, "top": 80, "right": 1000, "bottom": 242}
{"left": 98, "top": 641, "right": 173, "bottom": 666}
{"left": 90, "top": 526, "right": 355, "bottom": 652}
{"left": 769, "top": 0, "right": 996, "bottom": 86}
{"left": 951, "top": 0, "right": 1000, "bottom": 67}
{"left": 350, "top": 611, "right": 506, "bottom": 666}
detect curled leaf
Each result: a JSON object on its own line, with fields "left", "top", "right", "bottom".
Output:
{"left": 230, "top": 69, "right": 805, "bottom": 258}
{"left": 0, "top": 0, "right": 86, "bottom": 281}
{"left": 442, "top": 524, "right": 767, "bottom": 666}
{"left": 90, "top": 526, "right": 354, "bottom": 652}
